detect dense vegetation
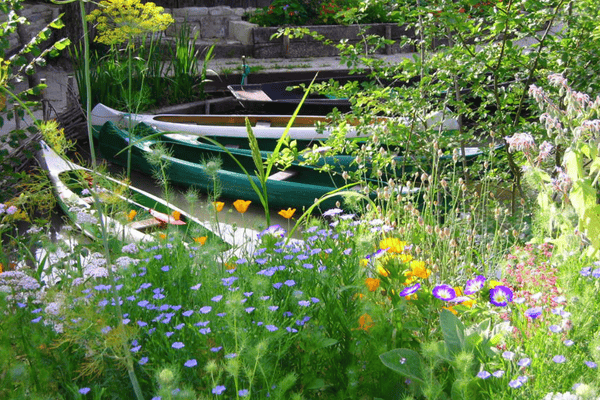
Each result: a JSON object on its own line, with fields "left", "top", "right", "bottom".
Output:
{"left": 2, "top": 0, "right": 600, "bottom": 399}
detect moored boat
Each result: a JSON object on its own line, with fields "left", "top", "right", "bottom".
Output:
{"left": 36, "top": 140, "right": 260, "bottom": 257}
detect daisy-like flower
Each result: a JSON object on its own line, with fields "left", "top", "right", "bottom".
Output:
{"left": 379, "top": 237, "right": 407, "bottom": 254}
{"left": 432, "top": 284, "right": 456, "bottom": 301}
{"left": 464, "top": 275, "right": 485, "bottom": 295}
{"left": 193, "top": 236, "right": 207, "bottom": 245}
{"left": 489, "top": 285, "right": 513, "bottom": 307}
{"left": 184, "top": 359, "right": 197, "bottom": 368}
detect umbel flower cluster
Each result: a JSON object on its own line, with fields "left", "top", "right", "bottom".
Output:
{"left": 86, "top": 0, "right": 174, "bottom": 45}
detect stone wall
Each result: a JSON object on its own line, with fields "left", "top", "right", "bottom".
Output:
{"left": 167, "top": 6, "right": 253, "bottom": 39}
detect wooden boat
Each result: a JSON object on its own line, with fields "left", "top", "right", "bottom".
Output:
{"left": 36, "top": 140, "right": 260, "bottom": 256}
{"left": 96, "top": 121, "right": 399, "bottom": 210}
{"left": 227, "top": 79, "right": 352, "bottom": 114}
{"left": 90, "top": 103, "right": 460, "bottom": 151}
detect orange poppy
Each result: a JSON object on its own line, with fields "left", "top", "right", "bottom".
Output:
{"left": 193, "top": 236, "right": 208, "bottom": 245}
{"left": 212, "top": 202, "right": 225, "bottom": 212}
{"left": 233, "top": 199, "right": 251, "bottom": 214}
{"left": 278, "top": 207, "right": 296, "bottom": 219}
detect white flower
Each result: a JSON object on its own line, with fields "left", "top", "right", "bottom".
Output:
{"left": 505, "top": 132, "right": 535, "bottom": 153}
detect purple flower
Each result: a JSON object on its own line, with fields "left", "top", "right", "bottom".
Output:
{"left": 564, "top": 339, "right": 574, "bottom": 346}
{"left": 190, "top": 283, "right": 202, "bottom": 290}
{"left": 212, "top": 295, "right": 223, "bottom": 302}
{"left": 298, "top": 300, "right": 311, "bottom": 307}
{"left": 580, "top": 267, "right": 592, "bottom": 276}
{"left": 492, "top": 370, "right": 505, "bottom": 378}
{"left": 273, "top": 282, "right": 283, "bottom": 289}
{"left": 182, "top": 310, "right": 194, "bottom": 317}
{"left": 211, "top": 346, "right": 222, "bottom": 352}
{"left": 245, "top": 307, "right": 255, "bottom": 313}
{"left": 184, "top": 359, "right": 197, "bottom": 368}
{"left": 212, "top": 385, "right": 226, "bottom": 395}
{"left": 79, "top": 387, "right": 91, "bottom": 395}
{"left": 311, "top": 297, "right": 320, "bottom": 303}
{"left": 524, "top": 306, "right": 543, "bottom": 319}
{"left": 239, "top": 389, "right": 249, "bottom": 397}
{"left": 199, "top": 328, "right": 211, "bottom": 335}
{"left": 399, "top": 283, "right": 421, "bottom": 297}
{"left": 139, "top": 357, "right": 149, "bottom": 365}
{"left": 464, "top": 275, "right": 485, "bottom": 295}
{"left": 585, "top": 361, "right": 597, "bottom": 368}
{"left": 161, "top": 265, "right": 170, "bottom": 272}
{"left": 553, "top": 355, "right": 566, "bottom": 363}
{"left": 489, "top": 285, "right": 513, "bottom": 307}
{"left": 477, "top": 371, "right": 491, "bottom": 379}
{"left": 225, "top": 353, "right": 237, "bottom": 358}
{"left": 323, "top": 208, "right": 343, "bottom": 216}
{"left": 130, "top": 345, "right": 141, "bottom": 353}
{"left": 284, "top": 280, "right": 296, "bottom": 287}
{"left": 432, "top": 284, "right": 456, "bottom": 301}
{"left": 266, "top": 324, "right": 278, "bottom": 332}
{"left": 509, "top": 377, "right": 526, "bottom": 388}
{"left": 502, "top": 351, "right": 515, "bottom": 360}
{"left": 199, "top": 306, "right": 212, "bottom": 314}
{"left": 172, "top": 342, "right": 185, "bottom": 349}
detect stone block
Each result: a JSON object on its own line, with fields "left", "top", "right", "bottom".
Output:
{"left": 229, "top": 20, "right": 255, "bottom": 45}
{"left": 210, "top": 6, "right": 232, "bottom": 16}
{"left": 200, "top": 16, "right": 229, "bottom": 38}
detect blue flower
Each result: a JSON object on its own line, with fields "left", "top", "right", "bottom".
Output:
{"left": 580, "top": 267, "right": 592, "bottom": 276}
{"left": 212, "top": 385, "right": 226, "bottom": 395}
{"left": 184, "top": 359, "right": 197, "bottom": 368}
{"left": 212, "top": 295, "right": 223, "bottom": 302}
{"left": 211, "top": 346, "right": 222, "bottom": 352}
{"left": 239, "top": 389, "right": 249, "bottom": 397}
{"left": 489, "top": 285, "right": 513, "bottom": 307}
{"left": 524, "top": 306, "right": 543, "bottom": 319}
{"left": 553, "top": 355, "right": 566, "bottom": 363}
{"left": 477, "top": 371, "right": 491, "bottom": 379}
{"left": 284, "top": 280, "right": 296, "bottom": 287}
{"left": 266, "top": 324, "right": 278, "bottom": 332}
{"left": 199, "top": 306, "right": 212, "bottom": 314}
{"left": 172, "top": 342, "right": 185, "bottom": 349}
{"left": 549, "top": 325, "right": 562, "bottom": 333}
{"left": 585, "top": 361, "right": 597, "bottom": 368}
{"left": 323, "top": 208, "right": 343, "bottom": 216}
{"left": 517, "top": 358, "right": 531, "bottom": 367}
{"left": 502, "top": 351, "right": 515, "bottom": 360}
{"left": 492, "top": 370, "right": 505, "bottom": 378}
{"left": 245, "top": 307, "right": 255, "bottom": 313}
{"left": 139, "top": 357, "right": 149, "bottom": 365}
{"left": 564, "top": 339, "right": 574, "bottom": 346}
{"left": 298, "top": 300, "right": 311, "bottom": 307}
{"left": 79, "top": 387, "right": 91, "bottom": 395}
{"left": 432, "top": 284, "right": 456, "bottom": 301}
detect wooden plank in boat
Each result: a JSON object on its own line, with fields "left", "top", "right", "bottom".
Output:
{"left": 129, "top": 218, "right": 162, "bottom": 230}
{"left": 268, "top": 170, "right": 297, "bottom": 181}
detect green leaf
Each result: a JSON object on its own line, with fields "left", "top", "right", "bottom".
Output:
{"left": 245, "top": 118, "right": 265, "bottom": 181}
{"left": 379, "top": 348, "right": 425, "bottom": 384}
{"left": 305, "top": 378, "right": 326, "bottom": 390}
{"left": 440, "top": 309, "right": 465, "bottom": 356}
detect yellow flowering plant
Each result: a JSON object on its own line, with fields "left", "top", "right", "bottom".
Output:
{"left": 86, "top": 0, "right": 174, "bottom": 46}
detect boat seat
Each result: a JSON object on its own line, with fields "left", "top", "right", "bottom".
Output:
{"left": 268, "top": 170, "right": 297, "bottom": 181}
{"left": 129, "top": 218, "right": 163, "bottom": 230}
{"left": 255, "top": 121, "right": 271, "bottom": 128}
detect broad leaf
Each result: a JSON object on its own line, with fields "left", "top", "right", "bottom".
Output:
{"left": 379, "top": 348, "right": 425, "bottom": 384}
{"left": 440, "top": 309, "right": 466, "bottom": 356}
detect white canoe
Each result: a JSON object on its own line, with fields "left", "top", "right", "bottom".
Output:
{"left": 90, "top": 103, "right": 459, "bottom": 141}
{"left": 36, "top": 140, "right": 261, "bottom": 258}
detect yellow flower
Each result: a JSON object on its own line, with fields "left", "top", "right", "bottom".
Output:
{"left": 193, "top": 236, "right": 207, "bottom": 245}
{"left": 405, "top": 294, "right": 418, "bottom": 300}
{"left": 376, "top": 265, "right": 390, "bottom": 277}
{"left": 399, "top": 253, "right": 413, "bottom": 263}
{"left": 226, "top": 263, "right": 236, "bottom": 270}
{"left": 454, "top": 286, "right": 463, "bottom": 297}
{"left": 86, "top": 0, "right": 174, "bottom": 45}
{"left": 0, "top": 263, "right": 3, "bottom": 274}
{"left": 365, "top": 277, "right": 380, "bottom": 292}
{"left": 212, "top": 202, "right": 225, "bottom": 212}
{"left": 379, "top": 237, "right": 407, "bottom": 254}
{"left": 159, "top": 233, "right": 167, "bottom": 240}
{"left": 359, "top": 258, "right": 369, "bottom": 268}
{"left": 171, "top": 210, "right": 181, "bottom": 221}
{"left": 233, "top": 199, "right": 251, "bottom": 214}
{"left": 407, "top": 260, "right": 431, "bottom": 279}
{"left": 461, "top": 299, "right": 476, "bottom": 308}
{"left": 489, "top": 280, "right": 502, "bottom": 288}
{"left": 357, "top": 313, "right": 374, "bottom": 331}
{"left": 278, "top": 207, "right": 296, "bottom": 219}
{"left": 127, "top": 210, "right": 137, "bottom": 221}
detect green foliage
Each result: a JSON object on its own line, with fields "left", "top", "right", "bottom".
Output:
{"left": 380, "top": 309, "right": 506, "bottom": 400}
